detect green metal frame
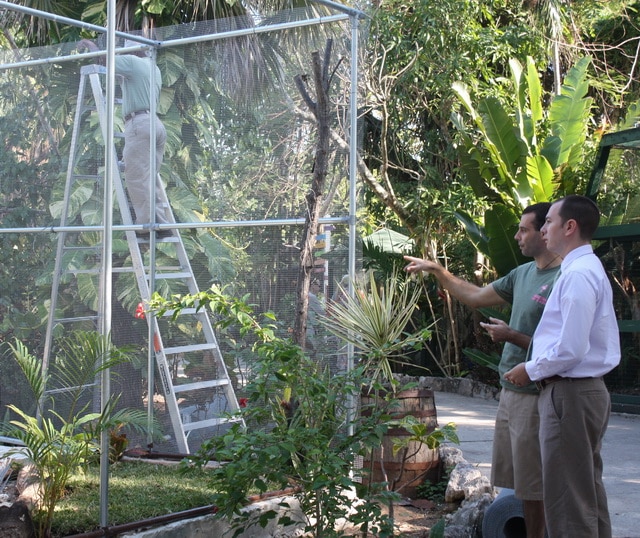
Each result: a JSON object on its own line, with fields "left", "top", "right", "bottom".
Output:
{"left": 587, "top": 126, "right": 640, "bottom": 241}
{"left": 586, "top": 126, "right": 640, "bottom": 333}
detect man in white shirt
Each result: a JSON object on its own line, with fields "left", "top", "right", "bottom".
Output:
{"left": 506, "top": 195, "right": 621, "bottom": 538}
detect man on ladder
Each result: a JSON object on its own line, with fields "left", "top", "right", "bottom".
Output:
{"left": 79, "top": 38, "right": 171, "bottom": 238}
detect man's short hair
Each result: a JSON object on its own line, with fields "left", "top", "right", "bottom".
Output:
{"left": 556, "top": 195, "right": 601, "bottom": 240}
{"left": 523, "top": 202, "right": 552, "bottom": 231}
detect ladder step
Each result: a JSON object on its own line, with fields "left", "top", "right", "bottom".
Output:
{"left": 160, "top": 308, "right": 199, "bottom": 316}
{"left": 182, "top": 416, "right": 243, "bottom": 432}
{"left": 163, "top": 342, "right": 218, "bottom": 356}
{"left": 72, "top": 174, "right": 101, "bottom": 180}
{"left": 63, "top": 269, "right": 101, "bottom": 275}
{"left": 173, "top": 378, "right": 230, "bottom": 393}
{"left": 136, "top": 236, "right": 179, "bottom": 244}
{"left": 151, "top": 271, "right": 192, "bottom": 280}
{"left": 54, "top": 315, "right": 99, "bottom": 324}
{"left": 112, "top": 265, "right": 184, "bottom": 274}
{"left": 62, "top": 245, "right": 101, "bottom": 252}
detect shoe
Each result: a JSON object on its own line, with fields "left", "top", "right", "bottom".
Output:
{"left": 156, "top": 229, "right": 173, "bottom": 239}
{"left": 135, "top": 229, "right": 173, "bottom": 239}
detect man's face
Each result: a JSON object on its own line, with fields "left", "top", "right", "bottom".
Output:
{"left": 540, "top": 201, "right": 565, "bottom": 255}
{"left": 514, "top": 212, "right": 546, "bottom": 258}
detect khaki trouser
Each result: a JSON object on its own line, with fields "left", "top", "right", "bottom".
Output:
{"left": 123, "top": 112, "right": 168, "bottom": 225}
{"left": 538, "top": 377, "right": 612, "bottom": 538}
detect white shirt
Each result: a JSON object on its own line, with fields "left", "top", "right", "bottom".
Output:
{"left": 525, "top": 244, "right": 621, "bottom": 381}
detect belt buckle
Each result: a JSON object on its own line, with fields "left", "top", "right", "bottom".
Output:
{"left": 535, "top": 380, "right": 545, "bottom": 391}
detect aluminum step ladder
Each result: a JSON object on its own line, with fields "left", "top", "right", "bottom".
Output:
{"left": 42, "top": 64, "right": 243, "bottom": 453}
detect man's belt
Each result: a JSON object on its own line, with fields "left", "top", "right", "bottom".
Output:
{"left": 535, "top": 375, "right": 600, "bottom": 391}
{"left": 124, "top": 109, "right": 150, "bottom": 122}
{"left": 535, "top": 375, "right": 564, "bottom": 390}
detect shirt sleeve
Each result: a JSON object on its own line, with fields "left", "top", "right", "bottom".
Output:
{"left": 526, "top": 270, "right": 597, "bottom": 379}
{"left": 491, "top": 269, "right": 516, "bottom": 304}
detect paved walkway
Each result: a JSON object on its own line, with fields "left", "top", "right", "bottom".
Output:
{"left": 434, "top": 391, "right": 640, "bottom": 538}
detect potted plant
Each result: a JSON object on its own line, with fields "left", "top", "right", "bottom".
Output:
{"left": 320, "top": 269, "right": 457, "bottom": 500}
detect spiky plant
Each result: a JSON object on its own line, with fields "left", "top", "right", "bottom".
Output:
{"left": 321, "top": 270, "right": 430, "bottom": 392}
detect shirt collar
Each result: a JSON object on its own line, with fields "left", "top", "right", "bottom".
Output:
{"left": 561, "top": 244, "right": 593, "bottom": 269}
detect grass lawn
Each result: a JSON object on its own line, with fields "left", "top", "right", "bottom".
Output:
{"left": 50, "top": 460, "right": 218, "bottom": 537}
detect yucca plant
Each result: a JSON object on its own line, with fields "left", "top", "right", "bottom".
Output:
{"left": 1, "top": 331, "right": 156, "bottom": 538}
{"left": 321, "top": 269, "right": 430, "bottom": 393}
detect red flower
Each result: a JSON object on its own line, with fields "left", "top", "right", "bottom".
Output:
{"left": 238, "top": 398, "right": 248, "bottom": 408}
{"left": 134, "top": 302, "right": 146, "bottom": 319}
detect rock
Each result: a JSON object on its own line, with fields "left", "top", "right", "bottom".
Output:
{"left": 0, "top": 500, "right": 36, "bottom": 538}
{"left": 443, "top": 493, "right": 494, "bottom": 537}
{"left": 16, "top": 464, "right": 41, "bottom": 510}
{"left": 445, "top": 462, "right": 493, "bottom": 502}
{"left": 439, "top": 446, "right": 466, "bottom": 468}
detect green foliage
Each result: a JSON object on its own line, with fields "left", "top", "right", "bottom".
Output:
{"left": 155, "top": 291, "right": 394, "bottom": 537}
{"left": 461, "top": 349, "right": 501, "bottom": 373}
{"left": 151, "top": 287, "right": 456, "bottom": 537}
{"left": 429, "top": 517, "right": 446, "bottom": 537}
{"left": 0, "top": 331, "right": 157, "bottom": 538}
{"left": 451, "top": 56, "right": 594, "bottom": 275}
{"left": 319, "top": 270, "right": 431, "bottom": 391}
{"left": 416, "top": 465, "right": 453, "bottom": 503}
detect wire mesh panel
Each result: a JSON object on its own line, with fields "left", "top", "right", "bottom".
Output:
{"left": 0, "top": 6, "right": 361, "bottom": 454}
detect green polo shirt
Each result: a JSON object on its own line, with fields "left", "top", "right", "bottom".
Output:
{"left": 115, "top": 55, "right": 162, "bottom": 117}
{"left": 491, "top": 261, "right": 560, "bottom": 393}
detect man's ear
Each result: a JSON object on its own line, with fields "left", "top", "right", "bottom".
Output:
{"left": 565, "top": 218, "right": 578, "bottom": 236}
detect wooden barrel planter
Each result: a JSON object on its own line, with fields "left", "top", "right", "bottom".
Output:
{"left": 361, "top": 388, "right": 440, "bottom": 499}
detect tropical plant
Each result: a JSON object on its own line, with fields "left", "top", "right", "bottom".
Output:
{"left": 320, "top": 269, "right": 431, "bottom": 392}
{"left": 153, "top": 287, "right": 396, "bottom": 537}
{"left": 150, "top": 286, "right": 456, "bottom": 537}
{"left": 0, "top": 331, "right": 156, "bottom": 538}
{"left": 451, "top": 55, "right": 594, "bottom": 275}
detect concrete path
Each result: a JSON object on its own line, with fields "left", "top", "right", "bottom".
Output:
{"left": 434, "top": 391, "right": 640, "bottom": 538}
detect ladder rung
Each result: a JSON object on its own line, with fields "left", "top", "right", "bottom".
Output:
{"left": 72, "top": 174, "right": 101, "bottom": 180}
{"left": 152, "top": 272, "right": 192, "bottom": 280}
{"left": 111, "top": 265, "right": 186, "bottom": 275}
{"left": 62, "top": 245, "right": 101, "bottom": 252}
{"left": 161, "top": 308, "right": 199, "bottom": 316}
{"left": 54, "top": 315, "right": 99, "bottom": 323}
{"left": 163, "top": 343, "right": 218, "bottom": 356}
{"left": 173, "top": 378, "right": 230, "bottom": 393}
{"left": 182, "top": 416, "right": 242, "bottom": 432}
{"left": 136, "top": 236, "right": 179, "bottom": 244}
{"left": 64, "top": 269, "right": 101, "bottom": 275}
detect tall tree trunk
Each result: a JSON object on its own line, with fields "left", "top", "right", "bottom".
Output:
{"left": 292, "top": 40, "right": 333, "bottom": 349}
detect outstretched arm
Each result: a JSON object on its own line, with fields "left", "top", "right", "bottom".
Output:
{"left": 403, "top": 255, "right": 505, "bottom": 309}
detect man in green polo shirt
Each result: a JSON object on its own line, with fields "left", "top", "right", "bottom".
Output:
{"left": 404, "top": 202, "right": 560, "bottom": 538}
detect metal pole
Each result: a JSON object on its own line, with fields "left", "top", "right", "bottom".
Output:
{"left": 346, "top": 13, "right": 360, "bottom": 436}
{"left": 147, "top": 46, "right": 158, "bottom": 449}
{"left": 0, "top": 1, "right": 152, "bottom": 45}
{"left": 99, "top": 0, "right": 117, "bottom": 527}
{"left": 0, "top": 15, "right": 349, "bottom": 72}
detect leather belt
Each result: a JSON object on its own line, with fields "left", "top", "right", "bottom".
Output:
{"left": 535, "top": 375, "right": 565, "bottom": 390}
{"left": 124, "top": 109, "right": 150, "bottom": 122}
